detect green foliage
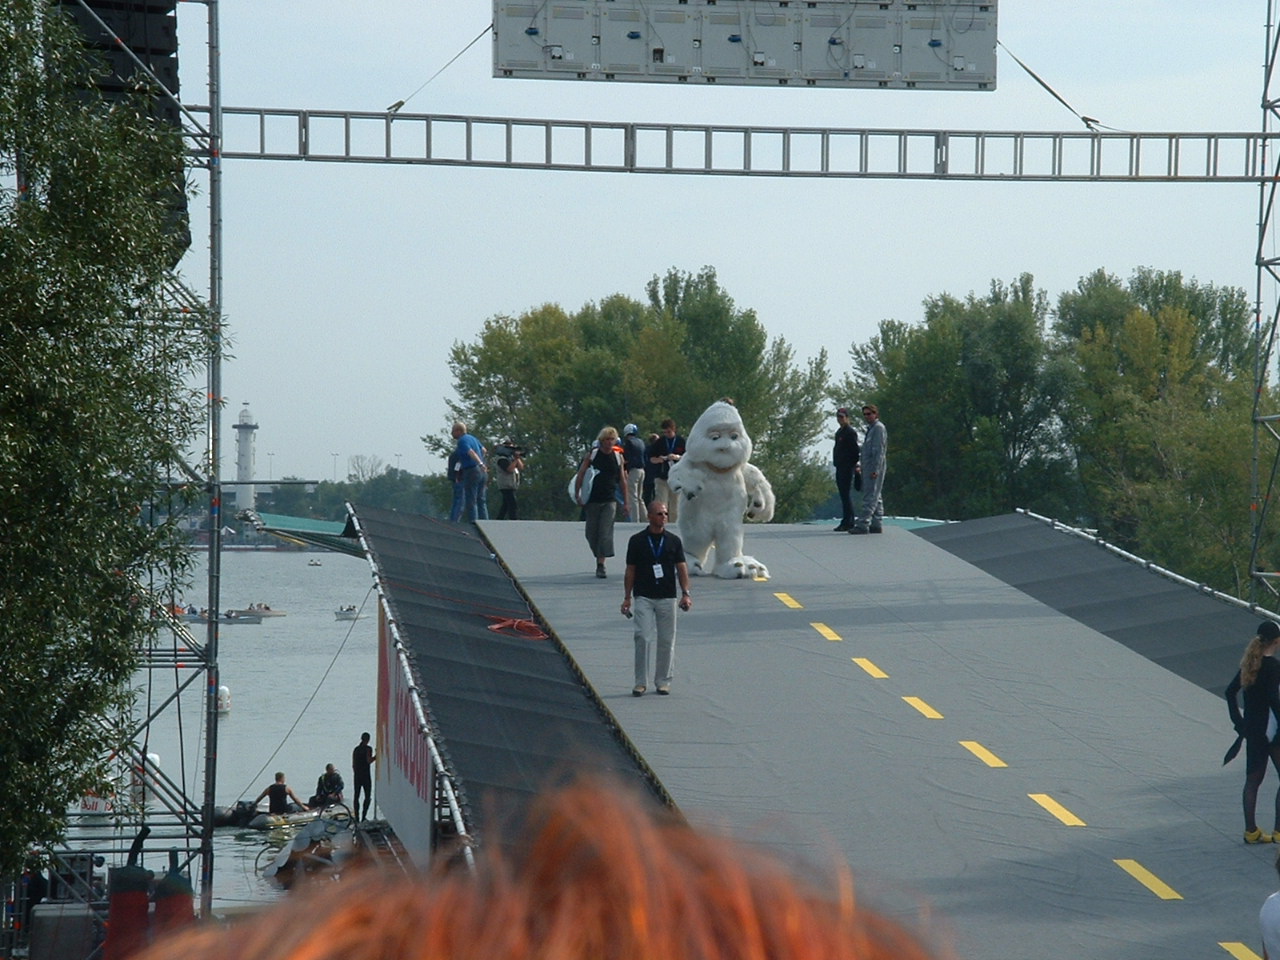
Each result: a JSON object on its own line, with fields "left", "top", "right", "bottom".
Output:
{"left": 1058, "top": 272, "right": 1263, "bottom": 592}
{"left": 838, "top": 266, "right": 1261, "bottom": 597}
{"left": 432, "top": 267, "right": 832, "bottom": 521}
{"left": 0, "top": 1, "right": 210, "bottom": 877}
{"left": 839, "top": 274, "right": 1078, "bottom": 521}
{"left": 263, "top": 468, "right": 437, "bottom": 521}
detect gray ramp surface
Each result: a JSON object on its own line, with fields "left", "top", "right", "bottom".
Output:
{"left": 481, "top": 517, "right": 1275, "bottom": 960}
{"left": 916, "top": 512, "right": 1271, "bottom": 695}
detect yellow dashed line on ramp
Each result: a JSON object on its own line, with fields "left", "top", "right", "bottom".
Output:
{"left": 774, "top": 592, "right": 803, "bottom": 609}
{"left": 902, "top": 696, "right": 943, "bottom": 718}
{"left": 1113, "top": 859, "right": 1182, "bottom": 900}
{"left": 1028, "top": 793, "right": 1086, "bottom": 826}
{"left": 852, "top": 657, "right": 887, "bottom": 678}
{"left": 1219, "top": 943, "right": 1262, "bottom": 959}
{"left": 959, "top": 741, "right": 1007, "bottom": 767}
{"left": 810, "top": 622, "right": 842, "bottom": 642}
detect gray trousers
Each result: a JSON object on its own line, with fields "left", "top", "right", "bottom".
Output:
{"left": 626, "top": 468, "right": 645, "bottom": 519}
{"left": 633, "top": 596, "right": 676, "bottom": 687}
{"left": 584, "top": 501, "right": 617, "bottom": 559}
{"left": 855, "top": 469, "right": 885, "bottom": 528}
{"left": 654, "top": 478, "right": 680, "bottom": 523}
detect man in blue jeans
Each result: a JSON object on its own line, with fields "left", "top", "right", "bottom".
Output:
{"left": 452, "top": 421, "right": 488, "bottom": 521}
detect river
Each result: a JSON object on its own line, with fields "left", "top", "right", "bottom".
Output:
{"left": 132, "top": 548, "right": 379, "bottom": 910}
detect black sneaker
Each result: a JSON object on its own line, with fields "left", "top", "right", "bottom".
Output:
{"left": 849, "top": 527, "right": 869, "bottom": 535}
{"left": 869, "top": 525, "right": 883, "bottom": 534}
{"left": 834, "top": 524, "right": 850, "bottom": 532}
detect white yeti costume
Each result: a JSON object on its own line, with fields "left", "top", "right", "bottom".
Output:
{"left": 667, "top": 401, "right": 775, "bottom": 579}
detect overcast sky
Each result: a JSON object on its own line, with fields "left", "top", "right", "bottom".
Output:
{"left": 174, "top": 1, "right": 1264, "bottom": 481}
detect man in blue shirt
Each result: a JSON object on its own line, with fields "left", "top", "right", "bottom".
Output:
{"left": 452, "top": 421, "right": 488, "bottom": 522}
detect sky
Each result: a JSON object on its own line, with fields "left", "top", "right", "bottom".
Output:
{"left": 172, "top": 1, "right": 1266, "bottom": 481}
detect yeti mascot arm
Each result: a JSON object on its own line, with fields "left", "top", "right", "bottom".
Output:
{"left": 667, "top": 401, "right": 774, "bottom": 579}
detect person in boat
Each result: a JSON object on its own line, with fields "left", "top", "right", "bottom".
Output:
{"left": 310, "top": 763, "right": 344, "bottom": 808}
{"left": 254, "top": 772, "right": 307, "bottom": 815}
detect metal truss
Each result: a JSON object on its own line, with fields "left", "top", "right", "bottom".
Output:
{"left": 1253, "top": 3, "right": 1280, "bottom": 598}
{"left": 187, "top": 105, "right": 1275, "bottom": 182}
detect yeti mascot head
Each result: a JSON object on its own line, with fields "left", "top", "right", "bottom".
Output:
{"left": 667, "top": 400, "right": 775, "bottom": 579}
{"left": 686, "top": 400, "right": 754, "bottom": 473}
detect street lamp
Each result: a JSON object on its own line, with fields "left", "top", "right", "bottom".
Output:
{"left": 331, "top": 452, "right": 339, "bottom": 482}
{"left": 396, "top": 453, "right": 403, "bottom": 472}
{"left": 268, "top": 452, "right": 274, "bottom": 480}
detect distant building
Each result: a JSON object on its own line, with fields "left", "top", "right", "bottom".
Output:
{"left": 232, "top": 402, "right": 258, "bottom": 512}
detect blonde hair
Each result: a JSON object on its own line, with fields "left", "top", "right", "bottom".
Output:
{"left": 1241, "top": 634, "right": 1275, "bottom": 688}
{"left": 138, "top": 780, "right": 944, "bottom": 960}
{"left": 597, "top": 426, "right": 619, "bottom": 444}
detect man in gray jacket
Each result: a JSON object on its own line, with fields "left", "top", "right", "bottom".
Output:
{"left": 851, "top": 404, "right": 886, "bottom": 534}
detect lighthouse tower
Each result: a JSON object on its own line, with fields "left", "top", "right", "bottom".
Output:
{"left": 232, "top": 402, "right": 258, "bottom": 512}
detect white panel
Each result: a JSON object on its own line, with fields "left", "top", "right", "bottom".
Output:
{"left": 495, "top": 0, "right": 998, "bottom": 90}
{"left": 376, "top": 613, "right": 436, "bottom": 868}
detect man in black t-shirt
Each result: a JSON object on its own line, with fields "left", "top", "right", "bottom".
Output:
{"left": 351, "top": 732, "right": 376, "bottom": 820}
{"left": 621, "top": 424, "right": 646, "bottom": 520}
{"left": 646, "top": 419, "right": 686, "bottom": 523}
{"left": 254, "top": 771, "right": 307, "bottom": 814}
{"left": 621, "top": 500, "right": 692, "bottom": 696}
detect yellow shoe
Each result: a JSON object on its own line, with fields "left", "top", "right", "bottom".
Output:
{"left": 1245, "top": 828, "right": 1273, "bottom": 844}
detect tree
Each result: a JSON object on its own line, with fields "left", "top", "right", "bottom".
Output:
{"left": 0, "top": 1, "right": 210, "bottom": 877}
{"left": 1057, "top": 269, "right": 1261, "bottom": 592}
{"left": 839, "top": 275, "right": 1077, "bottom": 521}
{"left": 432, "top": 268, "right": 831, "bottom": 521}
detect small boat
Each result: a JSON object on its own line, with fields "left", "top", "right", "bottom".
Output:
{"left": 228, "top": 603, "right": 286, "bottom": 618}
{"left": 181, "top": 610, "right": 262, "bottom": 625}
{"left": 334, "top": 606, "right": 361, "bottom": 621}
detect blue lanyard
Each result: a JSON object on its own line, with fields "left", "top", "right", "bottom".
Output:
{"left": 648, "top": 535, "right": 665, "bottom": 559}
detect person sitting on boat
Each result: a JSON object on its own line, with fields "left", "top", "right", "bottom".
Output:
{"left": 310, "top": 764, "right": 344, "bottom": 808}
{"left": 254, "top": 772, "right": 308, "bottom": 815}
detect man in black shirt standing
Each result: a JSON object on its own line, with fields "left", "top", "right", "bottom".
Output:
{"left": 351, "top": 731, "right": 376, "bottom": 821}
{"left": 622, "top": 501, "right": 692, "bottom": 697}
{"left": 832, "top": 407, "right": 860, "bottom": 532}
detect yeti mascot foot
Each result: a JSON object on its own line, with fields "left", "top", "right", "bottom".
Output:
{"left": 667, "top": 400, "right": 775, "bottom": 579}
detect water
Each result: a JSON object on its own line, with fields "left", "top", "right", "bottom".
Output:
{"left": 136, "top": 549, "right": 379, "bottom": 909}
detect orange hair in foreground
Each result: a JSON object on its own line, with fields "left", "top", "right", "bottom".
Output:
{"left": 139, "top": 780, "right": 944, "bottom": 960}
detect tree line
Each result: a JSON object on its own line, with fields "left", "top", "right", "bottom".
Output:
{"left": 435, "top": 265, "right": 1268, "bottom": 598}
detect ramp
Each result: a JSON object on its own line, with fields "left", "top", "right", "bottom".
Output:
{"left": 479, "top": 516, "right": 1277, "bottom": 960}
{"left": 915, "top": 511, "right": 1271, "bottom": 694}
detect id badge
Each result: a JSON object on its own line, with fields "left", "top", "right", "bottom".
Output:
{"left": 652, "top": 564, "right": 665, "bottom": 580}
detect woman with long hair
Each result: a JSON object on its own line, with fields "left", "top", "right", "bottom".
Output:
{"left": 575, "top": 426, "right": 629, "bottom": 579}
{"left": 1226, "top": 620, "right": 1280, "bottom": 843}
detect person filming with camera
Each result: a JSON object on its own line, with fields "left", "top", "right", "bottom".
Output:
{"left": 494, "top": 442, "right": 526, "bottom": 520}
